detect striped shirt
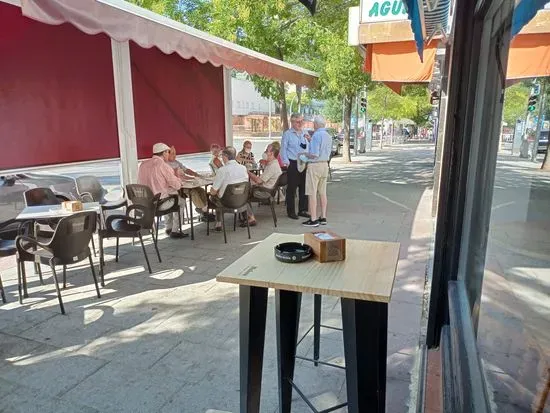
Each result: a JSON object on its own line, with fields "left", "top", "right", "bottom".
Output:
{"left": 138, "top": 155, "right": 181, "bottom": 198}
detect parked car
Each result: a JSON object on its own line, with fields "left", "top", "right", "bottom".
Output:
{"left": 538, "top": 130, "right": 548, "bottom": 154}
{"left": 0, "top": 172, "right": 78, "bottom": 222}
{"left": 335, "top": 129, "right": 356, "bottom": 155}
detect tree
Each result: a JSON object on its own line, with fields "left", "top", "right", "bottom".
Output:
{"left": 367, "top": 83, "right": 406, "bottom": 122}
{"left": 313, "top": 29, "right": 370, "bottom": 162}
{"left": 502, "top": 83, "right": 530, "bottom": 126}
{"left": 321, "top": 96, "right": 344, "bottom": 123}
{"left": 401, "top": 85, "right": 432, "bottom": 127}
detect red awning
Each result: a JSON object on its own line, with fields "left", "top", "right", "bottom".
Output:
{"left": 20, "top": 0, "right": 318, "bottom": 87}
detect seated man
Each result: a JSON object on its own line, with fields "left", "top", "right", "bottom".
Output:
{"left": 209, "top": 146, "right": 249, "bottom": 232}
{"left": 244, "top": 143, "right": 282, "bottom": 226}
{"left": 167, "top": 146, "right": 214, "bottom": 222}
{"left": 209, "top": 143, "right": 224, "bottom": 174}
{"left": 137, "top": 142, "right": 188, "bottom": 239}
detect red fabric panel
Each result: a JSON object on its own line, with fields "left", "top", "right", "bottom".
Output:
{"left": 130, "top": 42, "right": 226, "bottom": 158}
{"left": 0, "top": 3, "right": 118, "bottom": 170}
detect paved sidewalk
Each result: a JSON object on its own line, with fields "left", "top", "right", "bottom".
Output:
{"left": 0, "top": 145, "right": 435, "bottom": 413}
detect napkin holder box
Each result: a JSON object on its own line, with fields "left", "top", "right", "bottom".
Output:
{"left": 62, "top": 201, "right": 83, "bottom": 212}
{"left": 304, "top": 231, "right": 346, "bottom": 263}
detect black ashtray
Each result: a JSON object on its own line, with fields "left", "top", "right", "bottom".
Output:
{"left": 274, "top": 242, "right": 313, "bottom": 263}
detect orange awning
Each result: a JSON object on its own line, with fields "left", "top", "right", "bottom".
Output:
{"left": 507, "top": 33, "right": 550, "bottom": 79}
{"left": 365, "top": 41, "right": 437, "bottom": 83}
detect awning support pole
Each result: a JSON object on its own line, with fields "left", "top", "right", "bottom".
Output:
{"left": 111, "top": 39, "right": 138, "bottom": 186}
{"left": 223, "top": 67, "right": 234, "bottom": 147}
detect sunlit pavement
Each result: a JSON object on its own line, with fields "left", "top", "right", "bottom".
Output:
{"left": 0, "top": 144, "right": 435, "bottom": 412}
{"left": 479, "top": 153, "right": 550, "bottom": 413}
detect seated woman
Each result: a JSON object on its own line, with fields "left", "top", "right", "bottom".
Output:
{"left": 236, "top": 140, "right": 256, "bottom": 169}
{"left": 209, "top": 143, "right": 224, "bottom": 174}
{"left": 242, "top": 143, "right": 282, "bottom": 227}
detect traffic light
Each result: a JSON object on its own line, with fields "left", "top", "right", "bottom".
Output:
{"left": 527, "top": 95, "right": 538, "bottom": 112}
{"left": 360, "top": 97, "right": 367, "bottom": 113}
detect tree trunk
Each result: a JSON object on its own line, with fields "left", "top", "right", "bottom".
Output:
{"left": 278, "top": 81, "right": 289, "bottom": 131}
{"left": 296, "top": 85, "right": 302, "bottom": 113}
{"left": 541, "top": 149, "right": 550, "bottom": 170}
{"left": 342, "top": 96, "right": 353, "bottom": 163}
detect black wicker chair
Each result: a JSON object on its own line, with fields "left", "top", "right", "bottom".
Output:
{"left": 0, "top": 219, "right": 26, "bottom": 303}
{"left": 248, "top": 176, "right": 284, "bottom": 228}
{"left": 76, "top": 176, "right": 127, "bottom": 223}
{"left": 98, "top": 206, "right": 153, "bottom": 286}
{"left": 207, "top": 182, "right": 251, "bottom": 244}
{"left": 15, "top": 211, "right": 101, "bottom": 314}
{"left": 127, "top": 184, "right": 182, "bottom": 257}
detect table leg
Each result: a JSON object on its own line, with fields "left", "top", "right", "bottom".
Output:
{"left": 341, "top": 298, "right": 388, "bottom": 413}
{"left": 313, "top": 294, "right": 321, "bottom": 366}
{"left": 276, "top": 289, "right": 302, "bottom": 413}
{"left": 240, "top": 285, "right": 268, "bottom": 413}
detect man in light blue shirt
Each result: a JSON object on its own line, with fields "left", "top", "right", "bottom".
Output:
{"left": 302, "top": 115, "right": 332, "bottom": 227}
{"left": 281, "top": 114, "right": 310, "bottom": 219}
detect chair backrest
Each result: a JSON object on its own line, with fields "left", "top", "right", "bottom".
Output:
{"left": 126, "top": 184, "right": 157, "bottom": 229}
{"left": 220, "top": 182, "right": 250, "bottom": 210}
{"left": 75, "top": 176, "right": 105, "bottom": 202}
{"left": 277, "top": 171, "right": 288, "bottom": 187}
{"left": 126, "top": 184, "right": 155, "bottom": 207}
{"left": 24, "top": 188, "right": 62, "bottom": 207}
{"left": 48, "top": 211, "right": 96, "bottom": 264}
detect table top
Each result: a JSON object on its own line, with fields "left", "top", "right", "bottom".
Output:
{"left": 16, "top": 202, "right": 100, "bottom": 221}
{"left": 216, "top": 233, "right": 400, "bottom": 303}
{"left": 180, "top": 176, "right": 214, "bottom": 189}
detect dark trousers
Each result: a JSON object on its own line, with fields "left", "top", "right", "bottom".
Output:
{"left": 286, "top": 160, "right": 307, "bottom": 215}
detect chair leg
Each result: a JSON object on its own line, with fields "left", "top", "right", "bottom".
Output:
{"left": 36, "top": 262, "right": 43, "bottom": 285}
{"left": 17, "top": 259, "right": 23, "bottom": 304}
{"left": 155, "top": 217, "right": 160, "bottom": 243}
{"left": 99, "top": 235, "right": 105, "bottom": 287}
{"left": 115, "top": 237, "right": 119, "bottom": 262}
{"left": 245, "top": 210, "right": 251, "bottom": 239}
{"left": 206, "top": 208, "right": 211, "bottom": 236}
{"left": 221, "top": 211, "right": 227, "bottom": 244}
{"left": 90, "top": 234, "right": 97, "bottom": 258}
{"left": 233, "top": 212, "right": 237, "bottom": 232}
{"left": 0, "top": 271, "right": 6, "bottom": 304}
{"left": 88, "top": 255, "right": 101, "bottom": 299}
{"left": 49, "top": 262, "right": 65, "bottom": 315}
{"left": 178, "top": 209, "right": 182, "bottom": 234}
{"left": 271, "top": 200, "right": 277, "bottom": 227}
{"left": 138, "top": 233, "right": 152, "bottom": 274}
{"left": 21, "top": 261, "right": 28, "bottom": 298}
{"left": 62, "top": 265, "right": 67, "bottom": 289}
{"left": 151, "top": 230, "right": 162, "bottom": 263}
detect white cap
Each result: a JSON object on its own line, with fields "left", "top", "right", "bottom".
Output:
{"left": 153, "top": 142, "right": 170, "bottom": 154}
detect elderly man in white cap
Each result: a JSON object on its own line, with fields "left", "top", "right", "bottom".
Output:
{"left": 137, "top": 142, "right": 188, "bottom": 238}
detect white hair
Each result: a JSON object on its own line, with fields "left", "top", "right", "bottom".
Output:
{"left": 313, "top": 115, "right": 326, "bottom": 128}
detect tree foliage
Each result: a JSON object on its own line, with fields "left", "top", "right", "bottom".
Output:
{"left": 502, "top": 83, "right": 530, "bottom": 126}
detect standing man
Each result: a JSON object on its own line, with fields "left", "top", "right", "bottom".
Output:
{"left": 281, "top": 113, "right": 310, "bottom": 219}
{"left": 302, "top": 116, "right": 332, "bottom": 227}
{"left": 138, "top": 142, "right": 188, "bottom": 238}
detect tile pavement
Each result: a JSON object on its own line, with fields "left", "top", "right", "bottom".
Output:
{"left": 0, "top": 146, "right": 435, "bottom": 412}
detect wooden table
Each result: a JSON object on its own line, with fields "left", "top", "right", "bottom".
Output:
{"left": 179, "top": 176, "right": 214, "bottom": 240}
{"left": 216, "top": 233, "right": 400, "bottom": 413}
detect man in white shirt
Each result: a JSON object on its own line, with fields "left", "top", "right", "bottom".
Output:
{"left": 209, "top": 146, "right": 249, "bottom": 231}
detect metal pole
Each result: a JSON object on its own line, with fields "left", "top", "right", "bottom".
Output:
{"left": 531, "top": 82, "right": 546, "bottom": 161}
{"left": 354, "top": 93, "right": 359, "bottom": 156}
{"left": 342, "top": 96, "right": 345, "bottom": 129}
{"left": 362, "top": 86, "right": 368, "bottom": 153}
{"left": 268, "top": 97, "right": 272, "bottom": 138}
